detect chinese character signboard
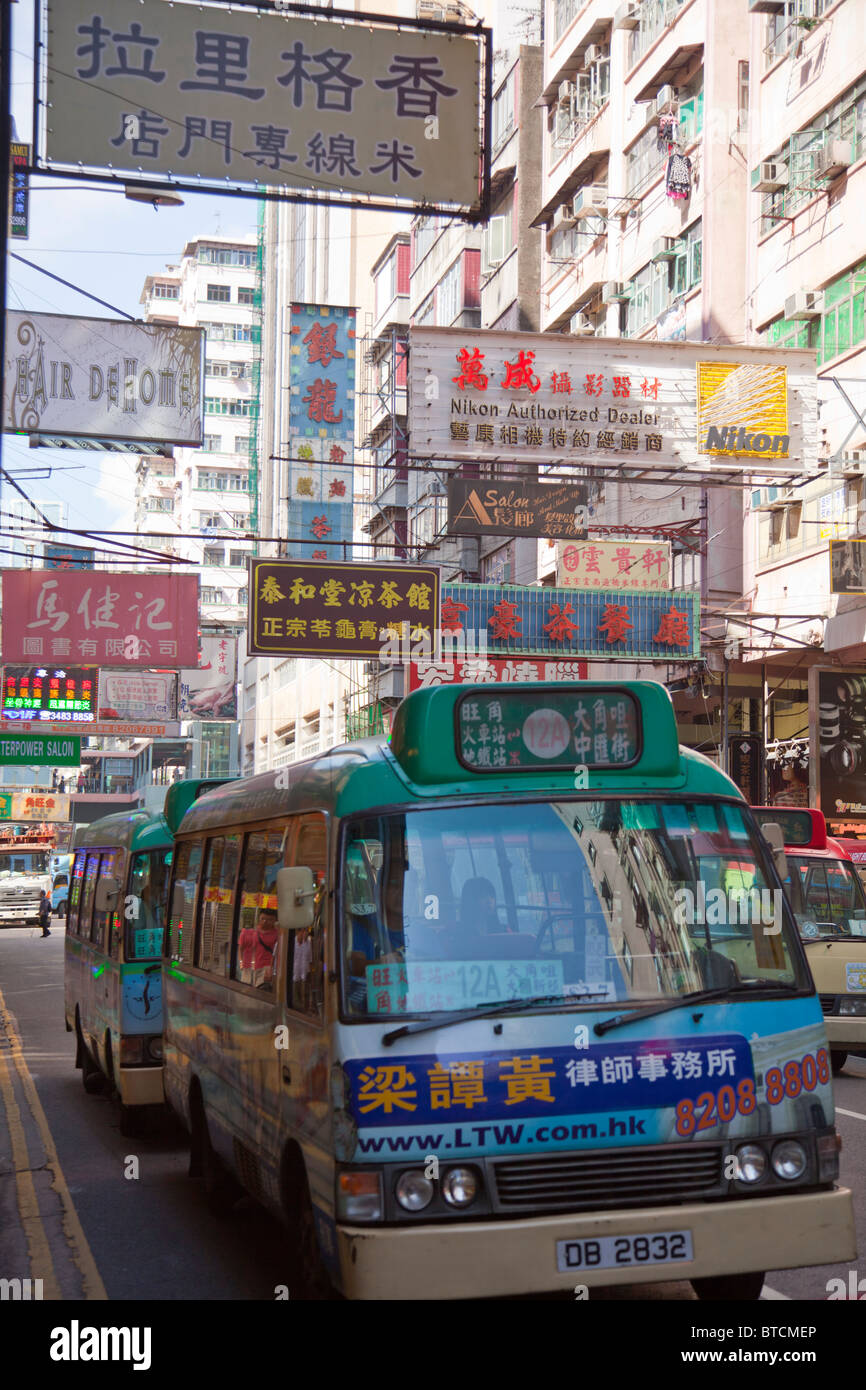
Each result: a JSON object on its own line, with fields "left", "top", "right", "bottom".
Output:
{"left": 409, "top": 328, "right": 816, "bottom": 476}
{"left": 1, "top": 571, "right": 200, "bottom": 667}
{"left": 44, "top": 544, "right": 95, "bottom": 570}
{"left": 3, "top": 312, "right": 203, "bottom": 445}
{"left": 2, "top": 666, "right": 97, "bottom": 723}
{"left": 447, "top": 480, "right": 588, "bottom": 540}
{"left": 810, "top": 667, "right": 866, "bottom": 825}
{"left": 248, "top": 559, "right": 440, "bottom": 659}
{"left": 440, "top": 584, "right": 699, "bottom": 661}
{"left": 11, "top": 792, "right": 71, "bottom": 823}
{"left": 830, "top": 539, "right": 866, "bottom": 595}
{"left": 41, "top": 0, "right": 487, "bottom": 217}
{"left": 97, "top": 670, "right": 178, "bottom": 722}
{"left": 288, "top": 306, "right": 356, "bottom": 560}
{"left": 727, "top": 732, "right": 764, "bottom": 806}
{"left": 456, "top": 687, "right": 640, "bottom": 771}
{"left": 9, "top": 142, "right": 30, "bottom": 239}
{"left": 556, "top": 540, "right": 671, "bottom": 592}
{"left": 179, "top": 635, "right": 238, "bottom": 720}
{"left": 0, "top": 734, "right": 82, "bottom": 767}
{"left": 408, "top": 657, "right": 588, "bottom": 691}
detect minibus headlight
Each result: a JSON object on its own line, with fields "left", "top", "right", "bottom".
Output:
{"left": 395, "top": 1170, "right": 434, "bottom": 1212}
{"left": 119, "top": 1036, "right": 144, "bottom": 1065}
{"left": 839, "top": 997, "right": 866, "bottom": 1015}
{"left": 337, "top": 1170, "right": 383, "bottom": 1222}
{"left": 441, "top": 1167, "right": 479, "bottom": 1207}
{"left": 771, "top": 1140, "right": 807, "bottom": 1180}
{"left": 733, "top": 1144, "right": 767, "bottom": 1183}
{"left": 145, "top": 1036, "right": 163, "bottom": 1063}
{"left": 817, "top": 1132, "right": 840, "bottom": 1182}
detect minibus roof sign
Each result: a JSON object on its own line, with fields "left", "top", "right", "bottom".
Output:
{"left": 751, "top": 806, "right": 826, "bottom": 850}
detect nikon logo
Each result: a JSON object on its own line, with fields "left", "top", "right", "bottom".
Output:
{"left": 704, "top": 425, "right": 790, "bottom": 453}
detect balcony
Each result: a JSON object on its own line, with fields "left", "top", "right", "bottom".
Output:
{"left": 543, "top": 228, "right": 609, "bottom": 330}
{"left": 536, "top": 101, "right": 610, "bottom": 228}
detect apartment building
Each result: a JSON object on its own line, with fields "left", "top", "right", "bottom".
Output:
{"left": 2, "top": 498, "right": 68, "bottom": 566}
{"left": 138, "top": 235, "right": 260, "bottom": 626}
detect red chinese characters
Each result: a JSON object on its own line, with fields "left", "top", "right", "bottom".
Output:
{"left": 329, "top": 444, "right": 347, "bottom": 464}
{"left": 543, "top": 603, "right": 579, "bottom": 642}
{"left": 311, "top": 515, "right": 332, "bottom": 540}
{"left": 598, "top": 604, "right": 634, "bottom": 644}
{"left": 653, "top": 607, "right": 690, "bottom": 647}
{"left": 441, "top": 597, "right": 469, "bottom": 632}
{"left": 584, "top": 373, "right": 603, "bottom": 397}
{"left": 302, "top": 378, "right": 343, "bottom": 423}
{"left": 302, "top": 321, "right": 344, "bottom": 368}
{"left": 453, "top": 348, "right": 488, "bottom": 391}
{"left": 328, "top": 478, "right": 347, "bottom": 498}
{"left": 641, "top": 377, "right": 661, "bottom": 399}
{"left": 501, "top": 351, "right": 541, "bottom": 395}
{"left": 551, "top": 371, "right": 572, "bottom": 394}
{"left": 488, "top": 601, "right": 522, "bottom": 640}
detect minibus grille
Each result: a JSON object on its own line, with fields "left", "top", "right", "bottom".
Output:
{"left": 491, "top": 1144, "right": 724, "bottom": 1212}
{"left": 819, "top": 994, "right": 837, "bottom": 1016}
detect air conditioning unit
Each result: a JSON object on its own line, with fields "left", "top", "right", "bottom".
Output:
{"left": 651, "top": 236, "right": 677, "bottom": 261}
{"left": 552, "top": 200, "right": 576, "bottom": 230}
{"left": 784, "top": 290, "right": 823, "bottom": 320}
{"left": 584, "top": 44, "right": 603, "bottom": 66}
{"left": 654, "top": 84, "right": 675, "bottom": 114}
{"left": 602, "top": 281, "right": 629, "bottom": 303}
{"left": 572, "top": 184, "right": 608, "bottom": 218}
{"left": 748, "top": 1, "right": 785, "bottom": 12}
{"left": 613, "top": 1, "right": 640, "bottom": 30}
{"left": 815, "top": 140, "right": 852, "bottom": 181}
{"left": 569, "top": 312, "right": 595, "bottom": 335}
{"left": 842, "top": 458, "right": 865, "bottom": 477}
{"left": 557, "top": 80, "right": 572, "bottom": 104}
{"left": 845, "top": 449, "right": 866, "bottom": 464}
{"left": 753, "top": 161, "right": 788, "bottom": 193}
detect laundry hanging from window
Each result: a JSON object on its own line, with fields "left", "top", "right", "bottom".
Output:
{"left": 666, "top": 150, "right": 692, "bottom": 201}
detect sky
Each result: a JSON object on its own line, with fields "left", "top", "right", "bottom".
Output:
{"left": 4, "top": 0, "right": 258, "bottom": 543}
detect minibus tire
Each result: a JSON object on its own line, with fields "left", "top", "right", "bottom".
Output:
{"left": 691, "top": 1272, "right": 765, "bottom": 1301}
{"left": 831, "top": 1051, "right": 848, "bottom": 1075}
{"left": 81, "top": 1039, "right": 107, "bottom": 1095}
{"left": 281, "top": 1153, "right": 333, "bottom": 1299}
{"left": 190, "top": 1092, "right": 241, "bottom": 1215}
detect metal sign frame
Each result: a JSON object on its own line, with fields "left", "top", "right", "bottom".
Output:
{"left": 32, "top": 0, "right": 493, "bottom": 223}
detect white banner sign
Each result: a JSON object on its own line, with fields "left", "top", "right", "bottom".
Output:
{"left": 556, "top": 539, "right": 672, "bottom": 592}
{"left": 408, "top": 328, "right": 816, "bottom": 476}
{"left": 4, "top": 311, "right": 203, "bottom": 444}
{"left": 98, "top": 670, "right": 178, "bottom": 722}
{"left": 12, "top": 791, "right": 71, "bottom": 822}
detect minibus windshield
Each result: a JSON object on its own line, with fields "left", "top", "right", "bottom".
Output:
{"left": 784, "top": 854, "right": 866, "bottom": 938}
{"left": 341, "top": 799, "right": 805, "bottom": 1018}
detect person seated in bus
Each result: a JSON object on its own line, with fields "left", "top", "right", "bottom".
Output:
{"left": 253, "top": 907, "right": 279, "bottom": 989}
{"left": 237, "top": 916, "right": 257, "bottom": 984}
{"left": 460, "top": 877, "right": 510, "bottom": 936}
{"left": 292, "top": 926, "right": 312, "bottom": 1009}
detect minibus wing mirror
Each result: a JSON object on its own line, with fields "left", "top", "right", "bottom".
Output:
{"left": 277, "top": 866, "right": 316, "bottom": 930}
{"left": 762, "top": 822, "right": 787, "bottom": 880}
{"left": 94, "top": 875, "right": 121, "bottom": 912}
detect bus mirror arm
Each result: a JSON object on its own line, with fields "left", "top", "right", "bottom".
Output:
{"left": 761, "top": 822, "right": 788, "bottom": 880}
{"left": 276, "top": 866, "right": 316, "bottom": 931}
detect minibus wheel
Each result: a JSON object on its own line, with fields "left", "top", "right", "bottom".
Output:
{"left": 281, "top": 1153, "right": 333, "bottom": 1299}
{"left": 190, "top": 1090, "right": 241, "bottom": 1215}
{"left": 691, "top": 1272, "right": 765, "bottom": 1301}
{"left": 831, "top": 1051, "right": 848, "bottom": 1075}
{"left": 79, "top": 1031, "right": 107, "bottom": 1095}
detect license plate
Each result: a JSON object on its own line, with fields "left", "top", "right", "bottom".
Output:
{"left": 556, "top": 1229, "right": 693, "bottom": 1273}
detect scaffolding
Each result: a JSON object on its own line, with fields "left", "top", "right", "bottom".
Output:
{"left": 248, "top": 198, "right": 265, "bottom": 537}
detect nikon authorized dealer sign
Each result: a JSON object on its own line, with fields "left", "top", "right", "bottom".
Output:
{"left": 409, "top": 329, "right": 816, "bottom": 476}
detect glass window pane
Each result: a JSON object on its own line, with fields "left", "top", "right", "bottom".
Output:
{"left": 853, "top": 290, "right": 865, "bottom": 344}
{"left": 234, "top": 831, "right": 285, "bottom": 989}
{"left": 837, "top": 299, "right": 851, "bottom": 355}
{"left": 823, "top": 308, "right": 837, "bottom": 361}
{"left": 287, "top": 815, "right": 327, "bottom": 1019}
{"left": 197, "top": 835, "right": 240, "bottom": 976}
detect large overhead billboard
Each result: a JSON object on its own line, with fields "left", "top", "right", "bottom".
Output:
{"left": 287, "top": 305, "right": 356, "bottom": 560}
{"left": 447, "top": 479, "right": 588, "bottom": 540}
{"left": 1, "top": 571, "right": 200, "bottom": 667}
{"left": 409, "top": 329, "right": 816, "bottom": 479}
{"left": 3, "top": 311, "right": 203, "bottom": 444}
{"left": 40, "top": 0, "right": 489, "bottom": 219}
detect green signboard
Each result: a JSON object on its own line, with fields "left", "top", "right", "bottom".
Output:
{"left": 456, "top": 688, "right": 641, "bottom": 772}
{"left": 0, "top": 734, "right": 82, "bottom": 766}
{"left": 0, "top": 793, "right": 12, "bottom": 820}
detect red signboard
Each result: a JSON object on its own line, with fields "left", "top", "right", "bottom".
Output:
{"left": 408, "top": 657, "right": 588, "bottom": 691}
{"left": 1, "top": 571, "right": 200, "bottom": 667}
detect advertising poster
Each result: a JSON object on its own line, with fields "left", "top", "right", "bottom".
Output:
{"left": 556, "top": 540, "right": 671, "bottom": 592}
{"left": 287, "top": 305, "right": 356, "bottom": 560}
{"left": 179, "top": 635, "right": 238, "bottom": 720}
{"left": 447, "top": 480, "right": 588, "bottom": 540}
{"left": 98, "top": 671, "right": 178, "bottom": 722}
{"left": 811, "top": 667, "right": 866, "bottom": 824}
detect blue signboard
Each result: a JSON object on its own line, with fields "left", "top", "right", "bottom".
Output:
{"left": 287, "top": 304, "right": 356, "bottom": 561}
{"left": 442, "top": 584, "right": 700, "bottom": 660}
{"left": 43, "top": 544, "right": 95, "bottom": 570}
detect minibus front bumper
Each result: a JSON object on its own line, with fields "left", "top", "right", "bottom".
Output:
{"left": 117, "top": 1066, "right": 164, "bottom": 1106}
{"left": 335, "top": 1187, "right": 855, "bottom": 1299}
{"left": 823, "top": 1014, "right": 866, "bottom": 1050}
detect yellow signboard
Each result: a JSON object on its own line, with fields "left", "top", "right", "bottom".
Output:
{"left": 697, "top": 362, "right": 789, "bottom": 460}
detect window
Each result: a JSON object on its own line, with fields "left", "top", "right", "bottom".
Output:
{"left": 492, "top": 70, "right": 515, "bottom": 152}
{"left": 230, "top": 513, "right": 247, "bottom": 530}
{"left": 277, "top": 660, "right": 297, "bottom": 687}
{"left": 755, "top": 75, "right": 866, "bottom": 231}
{"left": 197, "top": 470, "right": 250, "bottom": 491}
{"left": 238, "top": 587, "right": 248, "bottom": 606}
{"left": 237, "top": 287, "right": 255, "bottom": 305}
{"left": 206, "top": 359, "right": 228, "bottom": 377}
{"left": 678, "top": 76, "right": 704, "bottom": 146}
{"left": 80, "top": 853, "right": 100, "bottom": 945}
{"left": 233, "top": 831, "right": 285, "bottom": 989}
{"left": 482, "top": 206, "right": 514, "bottom": 275}
{"left": 168, "top": 840, "right": 202, "bottom": 964}
{"left": 438, "top": 258, "right": 462, "bottom": 325}
{"left": 628, "top": 0, "right": 688, "bottom": 68}
{"left": 414, "top": 214, "right": 440, "bottom": 265}
{"left": 198, "top": 246, "right": 255, "bottom": 267}
{"left": 234, "top": 434, "right": 251, "bottom": 454}
{"left": 626, "top": 123, "right": 665, "bottom": 198}
{"left": 198, "top": 512, "right": 224, "bottom": 529}
{"left": 146, "top": 497, "right": 174, "bottom": 512}
{"left": 375, "top": 253, "right": 398, "bottom": 320}
{"left": 206, "top": 284, "right": 231, "bottom": 303}
{"left": 152, "top": 282, "right": 179, "bottom": 299}
{"left": 287, "top": 815, "right": 327, "bottom": 1018}
{"left": 201, "top": 587, "right": 224, "bottom": 604}
{"left": 817, "top": 261, "right": 866, "bottom": 365}
{"left": 414, "top": 293, "right": 436, "bottom": 327}
{"left": 626, "top": 220, "right": 701, "bottom": 335}
{"left": 197, "top": 835, "right": 240, "bottom": 976}
{"left": 229, "top": 548, "right": 247, "bottom": 567}
{"left": 126, "top": 849, "right": 171, "bottom": 960}
{"left": 202, "top": 322, "right": 256, "bottom": 344}
{"left": 92, "top": 850, "right": 123, "bottom": 954}
{"left": 205, "top": 398, "right": 252, "bottom": 416}
{"left": 203, "top": 433, "right": 222, "bottom": 452}
{"left": 68, "top": 853, "right": 85, "bottom": 935}
{"left": 203, "top": 548, "right": 224, "bottom": 567}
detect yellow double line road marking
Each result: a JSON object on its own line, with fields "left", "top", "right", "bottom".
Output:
{"left": 0, "top": 988, "right": 106, "bottom": 1300}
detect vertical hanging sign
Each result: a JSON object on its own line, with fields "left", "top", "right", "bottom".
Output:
{"left": 287, "top": 305, "right": 356, "bottom": 561}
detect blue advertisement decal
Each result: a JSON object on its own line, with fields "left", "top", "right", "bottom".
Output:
{"left": 345, "top": 1033, "right": 753, "bottom": 1129}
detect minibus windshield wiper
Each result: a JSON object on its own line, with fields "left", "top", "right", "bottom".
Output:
{"left": 381, "top": 990, "right": 611, "bottom": 1046}
{"left": 594, "top": 980, "right": 803, "bottom": 1037}
{"left": 803, "top": 932, "right": 857, "bottom": 944}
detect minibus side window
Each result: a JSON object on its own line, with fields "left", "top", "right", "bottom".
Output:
{"left": 197, "top": 835, "right": 240, "bottom": 977}
{"left": 127, "top": 850, "right": 171, "bottom": 960}
{"left": 80, "top": 854, "right": 101, "bottom": 943}
{"left": 93, "top": 851, "right": 122, "bottom": 952}
{"left": 68, "top": 853, "right": 86, "bottom": 936}
{"left": 233, "top": 830, "right": 285, "bottom": 990}
{"left": 169, "top": 840, "right": 203, "bottom": 964}
{"left": 287, "top": 814, "right": 327, "bottom": 1019}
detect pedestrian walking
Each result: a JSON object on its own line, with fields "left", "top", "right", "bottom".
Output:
{"left": 39, "top": 890, "right": 51, "bottom": 938}
{"left": 77, "top": 772, "right": 85, "bottom": 793}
